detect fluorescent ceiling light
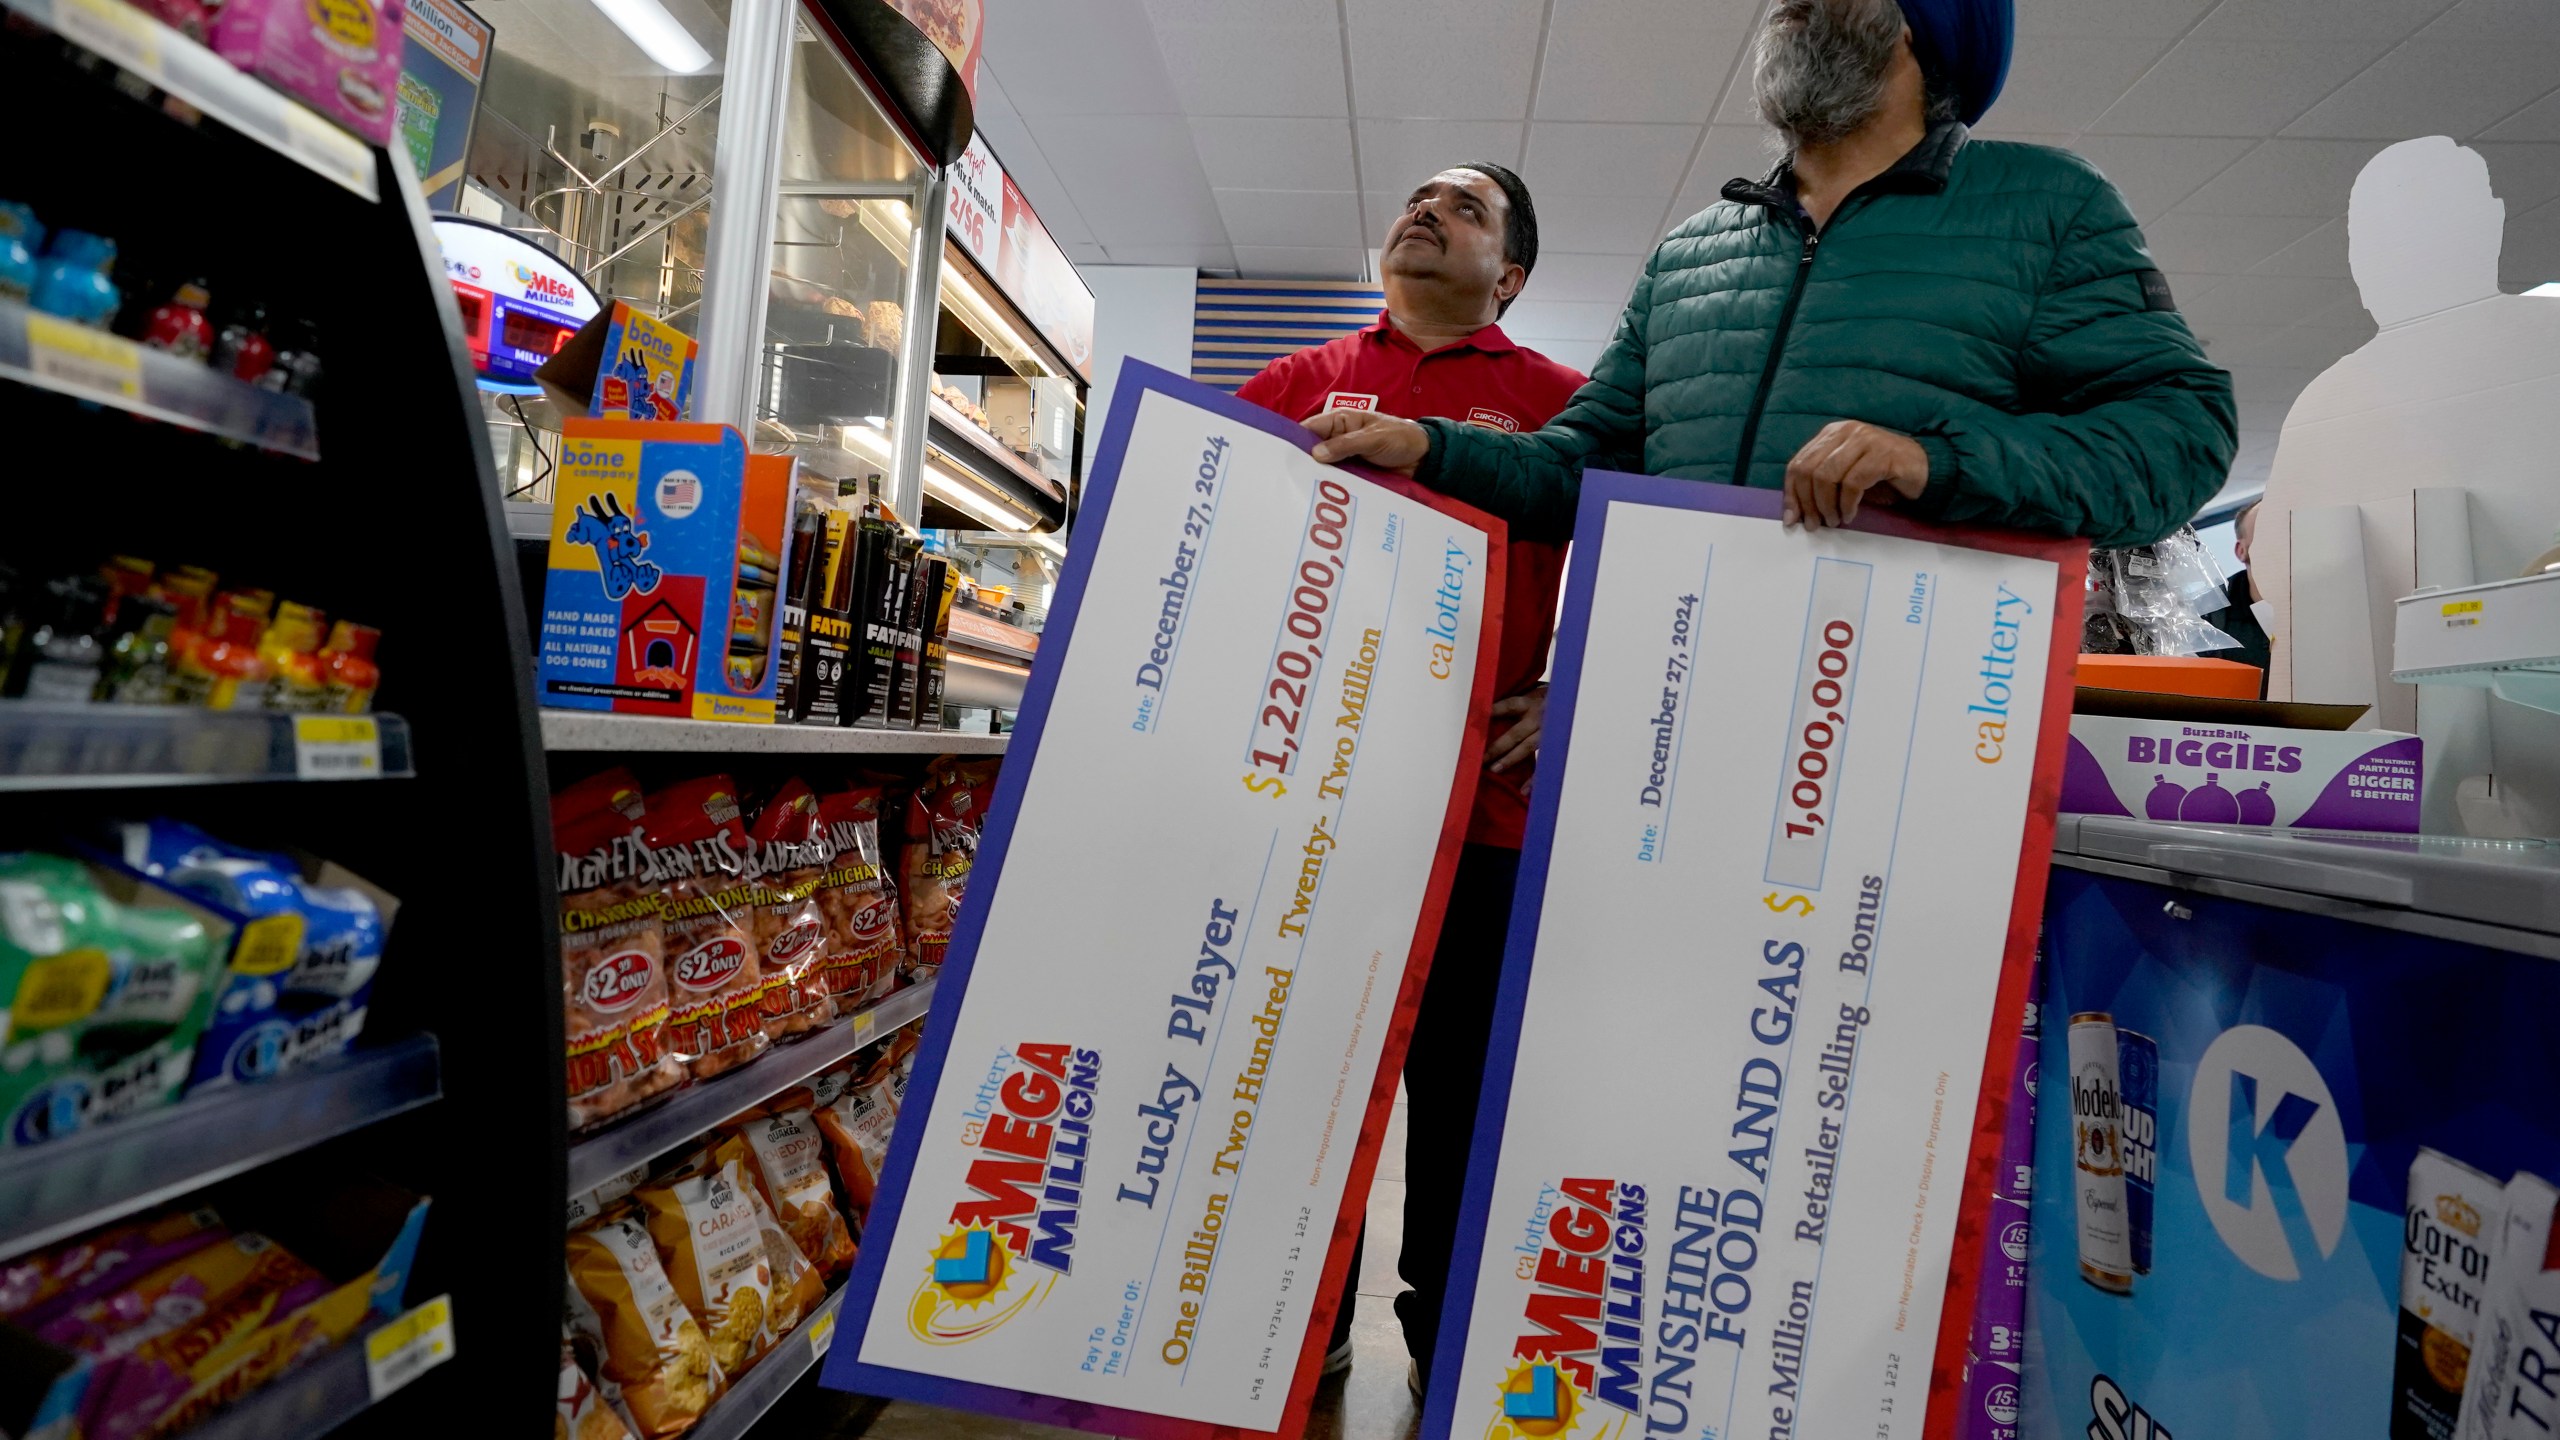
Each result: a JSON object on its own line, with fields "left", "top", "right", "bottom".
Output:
{"left": 2527, "top": 282, "right": 2560, "bottom": 297}
{"left": 926, "top": 462, "right": 1031, "bottom": 532}
{"left": 589, "top": 0, "right": 712, "bottom": 73}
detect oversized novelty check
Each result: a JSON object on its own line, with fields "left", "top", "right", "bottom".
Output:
{"left": 1429, "top": 474, "right": 2080, "bottom": 1440}
{"left": 826, "top": 363, "right": 1501, "bottom": 1437}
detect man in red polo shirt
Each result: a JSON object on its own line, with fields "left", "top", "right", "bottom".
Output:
{"left": 1236, "top": 160, "right": 1585, "bottom": 1389}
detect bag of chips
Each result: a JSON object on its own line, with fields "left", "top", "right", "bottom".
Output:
{"left": 645, "top": 777, "right": 768, "bottom": 1080}
{"left": 567, "top": 1163, "right": 651, "bottom": 1232}
{"left": 557, "top": 1328, "right": 639, "bottom": 1440}
{"left": 717, "top": 1133, "right": 825, "bottom": 1336}
{"left": 734, "top": 1108, "right": 857, "bottom": 1278}
{"left": 813, "top": 1050, "right": 899, "bottom": 1226}
{"left": 555, "top": 770, "right": 683, "bottom": 1129}
{"left": 900, "top": 759, "right": 994, "bottom": 982}
{"left": 1, "top": 1207, "right": 225, "bottom": 1329}
{"left": 745, "top": 780, "right": 832, "bottom": 1040}
{"left": 48, "top": 1232, "right": 332, "bottom": 1440}
{"left": 565, "top": 1212, "right": 720, "bottom": 1439}
{"left": 813, "top": 785, "right": 902, "bottom": 1012}
{"left": 636, "top": 1154, "right": 775, "bottom": 1377}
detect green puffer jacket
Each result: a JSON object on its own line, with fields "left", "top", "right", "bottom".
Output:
{"left": 1418, "top": 123, "right": 2236, "bottom": 548}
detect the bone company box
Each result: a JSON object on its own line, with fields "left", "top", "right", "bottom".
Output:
{"left": 2060, "top": 713, "right": 2421, "bottom": 833}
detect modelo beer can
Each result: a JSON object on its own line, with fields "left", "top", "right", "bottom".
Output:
{"left": 2069, "top": 1012, "right": 2134, "bottom": 1294}
{"left": 2117, "top": 1028, "right": 2158, "bottom": 1276}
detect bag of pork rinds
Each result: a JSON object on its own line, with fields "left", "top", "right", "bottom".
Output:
{"left": 734, "top": 1107, "right": 858, "bottom": 1278}
{"left": 557, "top": 1327, "right": 638, "bottom": 1440}
{"left": 565, "top": 1213, "right": 720, "bottom": 1439}
{"left": 556, "top": 769, "right": 684, "bottom": 1130}
{"left": 717, "top": 1133, "right": 825, "bottom": 1334}
{"left": 636, "top": 1154, "right": 775, "bottom": 1377}
{"left": 645, "top": 776, "right": 769, "bottom": 1079}
{"left": 745, "top": 780, "right": 833, "bottom": 1039}
{"left": 900, "top": 758, "right": 996, "bottom": 981}
{"left": 813, "top": 785, "right": 903, "bottom": 1011}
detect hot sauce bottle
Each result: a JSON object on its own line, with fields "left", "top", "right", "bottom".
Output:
{"left": 140, "top": 279, "right": 214, "bottom": 360}
{"left": 318, "top": 621, "right": 382, "bottom": 713}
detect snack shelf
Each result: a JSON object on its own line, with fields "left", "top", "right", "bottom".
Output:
{"left": 2, "top": 0, "right": 378, "bottom": 201}
{"left": 927, "top": 393, "right": 1063, "bottom": 501}
{"left": 539, "top": 711, "right": 1006, "bottom": 755}
{"left": 185, "top": 1302, "right": 453, "bottom": 1440}
{"left": 2393, "top": 570, "right": 2560, "bottom": 714}
{"left": 0, "top": 704, "right": 413, "bottom": 790}
{"left": 688, "top": 1287, "right": 845, "bottom": 1440}
{"left": 565, "top": 979, "right": 936, "bottom": 1197}
{"left": 0, "top": 294, "right": 322, "bottom": 458}
{"left": 0, "top": 1033, "right": 441, "bottom": 1261}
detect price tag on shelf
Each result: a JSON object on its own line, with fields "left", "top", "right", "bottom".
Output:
{"left": 807, "top": 1303, "right": 837, "bottom": 1358}
{"left": 293, "top": 714, "right": 382, "bottom": 779}
{"left": 278, "top": 101, "right": 377, "bottom": 198}
{"left": 851, "top": 1006, "right": 876, "bottom": 1048}
{"left": 48, "top": 0, "right": 161, "bottom": 83}
{"left": 365, "top": 1294, "right": 456, "bottom": 1400}
{"left": 24, "top": 314, "right": 142, "bottom": 401}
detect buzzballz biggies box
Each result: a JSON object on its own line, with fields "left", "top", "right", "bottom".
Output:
{"left": 592, "top": 301, "right": 698, "bottom": 422}
{"left": 2062, "top": 712, "right": 2422, "bottom": 833}
{"left": 540, "top": 420, "right": 789, "bottom": 723}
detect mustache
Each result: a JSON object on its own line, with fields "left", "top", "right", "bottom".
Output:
{"left": 1389, "top": 211, "right": 1445, "bottom": 248}
{"left": 1754, "top": 0, "right": 1904, "bottom": 151}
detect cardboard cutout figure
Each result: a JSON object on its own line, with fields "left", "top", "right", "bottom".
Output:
{"left": 2255, "top": 136, "right": 2560, "bottom": 836}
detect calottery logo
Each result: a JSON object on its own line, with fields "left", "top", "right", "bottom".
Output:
{"left": 910, "top": 1043, "right": 1102, "bottom": 1344}
{"left": 1486, "top": 1178, "right": 1641, "bottom": 1440}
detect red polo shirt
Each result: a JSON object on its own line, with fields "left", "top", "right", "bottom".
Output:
{"left": 1236, "top": 313, "right": 1585, "bottom": 850}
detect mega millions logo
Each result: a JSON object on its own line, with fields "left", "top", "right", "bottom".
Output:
{"left": 909, "top": 1042, "right": 1100, "bottom": 1344}
{"left": 1485, "top": 1178, "right": 1643, "bottom": 1440}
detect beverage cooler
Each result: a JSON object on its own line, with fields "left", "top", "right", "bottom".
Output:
{"left": 2027, "top": 817, "right": 2560, "bottom": 1440}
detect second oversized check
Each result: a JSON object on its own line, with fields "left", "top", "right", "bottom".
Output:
{"left": 1433, "top": 475, "right": 2073, "bottom": 1440}
{"left": 828, "top": 365, "right": 1496, "bottom": 1437}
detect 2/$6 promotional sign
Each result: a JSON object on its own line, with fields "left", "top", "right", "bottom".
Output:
{"left": 825, "top": 363, "right": 1499, "bottom": 1437}
{"left": 1433, "top": 475, "right": 2079, "bottom": 1440}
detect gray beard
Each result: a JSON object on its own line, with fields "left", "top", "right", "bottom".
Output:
{"left": 1754, "top": 0, "right": 1905, "bottom": 154}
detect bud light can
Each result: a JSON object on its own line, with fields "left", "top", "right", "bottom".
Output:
{"left": 2069, "top": 1012, "right": 2133, "bottom": 1294}
{"left": 2116, "top": 1028, "right": 2158, "bottom": 1275}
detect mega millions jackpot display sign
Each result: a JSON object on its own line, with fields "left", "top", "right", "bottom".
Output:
{"left": 1430, "top": 473, "right": 2084, "bottom": 1440}
{"left": 824, "top": 362, "right": 1503, "bottom": 1437}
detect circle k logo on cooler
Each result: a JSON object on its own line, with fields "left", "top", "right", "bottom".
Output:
{"left": 2188, "top": 1024, "right": 2347, "bottom": 1281}
{"left": 674, "top": 936, "right": 747, "bottom": 992}
{"left": 583, "top": 950, "right": 656, "bottom": 1012}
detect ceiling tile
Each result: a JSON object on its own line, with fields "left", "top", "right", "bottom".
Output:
{"left": 2481, "top": 80, "right": 2560, "bottom": 139}
{"left": 1103, "top": 241, "right": 1241, "bottom": 269}
{"left": 979, "top": 0, "right": 1182, "bottom": 116}
{"left": 2500, "top": 197, "right": 2560, "bottom": 288}
{"left": 1978, "top": 37, "right": 2172, "bottom": 133}
{"left": 1516, "top": 251, "right": 1648, "bottom": 306}
{"left": 2245, "top": 217, "right": 2352, "bottom": 277}
{"left": 2142, "top": 212, "right": 2331, "bottom": 273}
{"left": 1346, "top": 0, "right": 1546, "bottom": 121}
{"left": 2072, "top": 135, "right": 2259, "bottom": 221}
{"left": 1537, "top": 194, "right": 1683, "bottom": 253}
{"left": 2016, "top": 0, "right": 2214, "bottom": 38}
{"left": 2087, "top": 40, "right": 2394, "bottom": 137}
{"left": 2193, "top": 324, "right": 2289, "bottom": 362}
{"left": 1532, "top": 0, "right": 1752, "bottom": 125}
{"left": 2191, "top": 0, "right": 2449, "bottom": 42}
{"left": 2284, "top": 41, "right": 2560, "bottom": 140}
{"left": 1356, "top": 119, "right": 1530, "bottom": 194}
{"left": 1210, "top": 188, "right": 1366, "bottom": 247}
{"left": 2181, "top": 272, "right": 2361, "bottom": 327}
{"left": 1521, "top": 123, "right": 1701, "bottom": 197}
{"left": 2408, "top": 0, "right": 2560, "bottom": 44}
{"left": 971, "top": 65, "right": 1096, "bottom": 247}
{"left": 2223, "top": 364, "right": 2320, "bottom": 423}
{"left": 1154, "top": 24, "right": 1348, "bottom": 118}
{"left": 2476, "top": 142, "right": 2560, "bottom": 212}
{"left": 1501, "top": 298, "right": 1626, "bottom": 338}
{"left": 2178, "top": 139, "right": 2390, "bottom": 217}
{"left": 1035, "top": 115, "right": 1230, "bottom": 247}
{"left": 1141, "top": 0, "right": 1333, "bottom": 24}
{"left": 1230, "top": 245, "right": 1370, "bottom": 278}
{"left": 1189, "top": 117, "right": 1356, "bottom": 191}
{"left": 2218, "top": 322, "right": 2375, "bottom": 369}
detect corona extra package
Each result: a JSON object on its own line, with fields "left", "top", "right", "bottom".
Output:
{"left": 539, "top": 421, "right": 791, "bottom": 724}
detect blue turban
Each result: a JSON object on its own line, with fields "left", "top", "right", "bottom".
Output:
{"left": 1899, "top": 0, "right": 2013, "bottom": 126}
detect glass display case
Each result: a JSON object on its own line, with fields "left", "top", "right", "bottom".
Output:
{"left": 449, "top": 0, "right": 731, "bottom": 497}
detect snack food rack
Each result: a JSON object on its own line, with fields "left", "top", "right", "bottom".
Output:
{"left": 0, "top": 0, "right": 560, "bottom": 1430}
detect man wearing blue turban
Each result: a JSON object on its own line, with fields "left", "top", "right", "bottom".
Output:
{"left": 1309, "top": 0, "right": 2235, "bottom": 552}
